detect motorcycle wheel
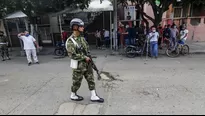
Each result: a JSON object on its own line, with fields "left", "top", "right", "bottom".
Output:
{"left": 125, "top": 46, "right": 137, "bottom": 58}
{"left": 54, "top": 48, "right": 65, "bottom": 56}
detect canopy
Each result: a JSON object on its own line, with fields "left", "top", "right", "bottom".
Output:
{"left": 50, "top": 0, "right": 113, "bottom": 17}
{"left": 73, "top": 0, "right": 113, "bottom": 13}
{"left": 4, "top": 11, "right": 27, "bottom": 19}
{"left": 4, "top": 11, "right": 28, "bottom": 49}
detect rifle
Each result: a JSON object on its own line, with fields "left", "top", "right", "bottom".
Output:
{"left": 86, "top": 53, "right": 102, "bottom": 80}
{"left": 80, "top": 46, "right": 102, "bottom": 80}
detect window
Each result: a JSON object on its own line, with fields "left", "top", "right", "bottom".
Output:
{"left": 190, "top": 18, "right": 201, "bottom": 26}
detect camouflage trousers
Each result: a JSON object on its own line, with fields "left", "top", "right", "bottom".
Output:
{"left": 0, "top": 45, "right": 9, "bottom": 60}
{"left": 71, "top": 65, "right": 95, "bottom": 93}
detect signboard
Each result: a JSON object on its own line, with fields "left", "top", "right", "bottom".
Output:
{"left": 124, "top": 6, "right": 136, "bottom": 21}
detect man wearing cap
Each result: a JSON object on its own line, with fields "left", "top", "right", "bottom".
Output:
{"left": 18, "top": 31, "right": 40, "bottom": 66}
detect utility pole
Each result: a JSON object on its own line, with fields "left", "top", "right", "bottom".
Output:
{"left": 113, "top": 0, "right": 118, "bottom": 50}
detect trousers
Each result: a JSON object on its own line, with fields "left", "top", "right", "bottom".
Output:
{"left": 150, "top": 41, "right": 158, "bottom": 57}
{"left": 170, "top": 37, "right": 177, "bottom": 49}
{"left": 25, "top": 49, "right": 38, "bottom": 63}
{"left": 71, "top": 65, "right": 95, "bottom": 93}
{"left": 0, "top": 45, "right": 9, "bottom": 59}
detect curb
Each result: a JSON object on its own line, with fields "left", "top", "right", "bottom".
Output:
{"left": 108, "top": 51, "right": 205, "bottom": 56}
{"left": 189, "top": 52, "right": 205, "bottom": 55}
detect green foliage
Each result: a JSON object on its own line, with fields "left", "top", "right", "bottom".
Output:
{"left": 0, "top": 0, "right": 91, "bottom": 18}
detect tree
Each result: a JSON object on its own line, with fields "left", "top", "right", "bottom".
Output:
{"left": 123, "top": 0, "right": 205, "bottom": 28}
{"left": 0, "top": 0, "right": 91, "bottom": 48}
{"left": 0, "top": 0, "right": 17, "bottom": 18}
{"left": 118, "top": 0, "right": 185, "bottom": 29}
{"left": 0, "top": 0, "right": 91, "bottom": 34}
{"left": 0, "top": 0, "right": 91, "bottom": 19}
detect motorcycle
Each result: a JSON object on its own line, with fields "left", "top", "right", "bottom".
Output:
{"left": 125, "top": 42, "right": 142, "bottom": 58}
{"left": 54, "top": 41, "right": 67, "bottom": 57}
{"left": 125, "top": 35, "right": 145, "bottom": 58}
{"left": 125, "top": 34, "right": 152, "bottom": 58}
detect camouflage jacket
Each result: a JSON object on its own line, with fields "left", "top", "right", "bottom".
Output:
{"left": 0, "top": 36, "right": 8, "bottom": 46}
{"left": 66, "top": 34, "right": 90, "bottom": 71}
{"left": 0, "top": 36, "right": 7, "bottom": 43}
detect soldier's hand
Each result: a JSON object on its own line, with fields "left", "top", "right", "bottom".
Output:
{"left": 85, "top": 57, "right": 91, "bottom": 63}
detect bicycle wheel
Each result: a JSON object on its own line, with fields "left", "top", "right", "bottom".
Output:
{"left": 161, "top": 38, "right": 170, "bottom": 50}
{"left": 166, "top": 46, "right": 180, "bottom": 58}
{"left": 125, "top": 46, "right": 137, "bottom": 58}
{"left": 181, "top": 44, "right": 190, "bottom": 55}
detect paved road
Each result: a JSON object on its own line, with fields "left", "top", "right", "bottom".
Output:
{"left": 103, "top": 54, "right": 205, "bottom": 115}
{"left": 0, "top": 55, "right": 111, "bottom": 115}
{"left": 0, "top": 53, "right": 205, "bottom": 115}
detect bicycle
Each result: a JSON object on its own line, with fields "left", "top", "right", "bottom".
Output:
{"left": 166, "top": 40, "right": 189, "bottom": 58}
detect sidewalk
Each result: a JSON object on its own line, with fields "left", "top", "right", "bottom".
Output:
{"left": 110, "top": 41, "right": 205, "bottom": 55}
{"left": 186, "top": 41, "right": 205, "bottom": 54}
{"left": 9, "top": 41, "right": 205, "bottom": 57}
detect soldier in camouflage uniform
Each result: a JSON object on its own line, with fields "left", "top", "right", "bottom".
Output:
{"left": 66, "top": 18, "right": 104, "bottom": 103}
{"left": 0, "top": 31, "right": 10, "bottom": 61}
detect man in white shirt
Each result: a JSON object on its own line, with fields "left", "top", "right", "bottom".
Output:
{"left": 18, "top": 31, "right": 40, "bottom": 66}
{"left": 179, "top": 26, "right": 189, "bottom": 45}
{"left": 148, "top": 26, "right": 159, "bottom": 59}
{"left": 95, "top": 30, "right": 101, "bottom": 49}
{"left": 103, "top": 29, "right": 110, "bottom": 48}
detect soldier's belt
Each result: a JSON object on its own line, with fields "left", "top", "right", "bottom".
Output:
{"left": 0, "top": 43, "right": 6, "bottom": 45}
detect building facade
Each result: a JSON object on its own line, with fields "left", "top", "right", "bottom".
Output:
{"left": 145, "top": 2, "right": 205, "bottom": 41}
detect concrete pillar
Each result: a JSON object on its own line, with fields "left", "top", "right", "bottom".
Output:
{"left": 110, "top": 11, "right": 113, "bottom": 50}
{"left": 113, "top": 0, "right": 118, "bottom": 50}
{"left": 187, "top": 18, "right": 191, "bottom": 26}
{"left": 200, "top": 18, "right": 204, "bottom": 25}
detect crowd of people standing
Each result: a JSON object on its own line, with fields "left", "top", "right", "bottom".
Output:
{"left": 93, "top": 22, "right": 188, "bottom": 58}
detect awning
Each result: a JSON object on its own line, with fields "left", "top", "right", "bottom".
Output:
{"left": 50, "top": 0, "right": 113, "bottom": 17}
{"left": 4, "top": 11, "right": 28, "bottom": 19}
{"left": 78, "top": 0, "right": 113, "bottom": 12}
